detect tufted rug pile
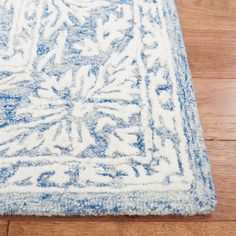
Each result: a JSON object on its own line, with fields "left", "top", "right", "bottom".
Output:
{"left": 0, "top": 0, "right": 216, "bottom": 216}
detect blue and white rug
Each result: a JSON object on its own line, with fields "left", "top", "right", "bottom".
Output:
{"left": 0, "top": 0, "right": 216, "bottom": 216}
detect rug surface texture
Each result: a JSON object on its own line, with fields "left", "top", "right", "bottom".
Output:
{"left": 0, "top": 0, "right": 216, "bottom": 216}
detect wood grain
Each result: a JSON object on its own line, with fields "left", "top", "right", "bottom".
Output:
{"left": 176, "top": 0, "right": 236, "bottom": 30}
{"left": 205, "top": 141, "right": 236, "bottom": 221}
{"left": 176, "top": 1, "right": 236, "bottom": 79}
{"left": 8, "top": 221, "right": 236, "bottom": 236}
{"left": 0, "top": 221, "right": 8, "bottom": 236}
{"left": 183, "top": 30, "right": 236, "bottom": 78}
{"left": 122, "top": 222, "right": 236, "bottom": 236}
{"left": 8, "top": 222, "right": 121, "bottom": 236}
{"left": 194, "top": 78, "right": 236, "bottom": 140}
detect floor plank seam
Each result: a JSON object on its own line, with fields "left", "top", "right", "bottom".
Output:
{"left": 6, "top": 221, "right": 9, "bottom": 236}
{"left": 193, "top": 77, "right": 236, "bottom": 80}
{"left": 5, "top": 219, "right": 236, "bottom": 223}
{"left": 205, "top": 138, "right": 236, "bottom": 142}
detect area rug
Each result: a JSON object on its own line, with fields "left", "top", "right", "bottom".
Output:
{"left": 0, "top": 0, "right": 216, "bottom": 216}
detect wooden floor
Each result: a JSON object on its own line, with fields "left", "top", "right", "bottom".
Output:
{"left": 1, "top": 0, "right": 236, "bottom": 235}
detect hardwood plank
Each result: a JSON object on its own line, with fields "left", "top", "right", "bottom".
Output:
{"left": 122, "top": 222, "right": 236, "bottom": 236}
{"left": 183, "top": 30, "right": 236, "bottom": 79}
{"left": 0, "top": 221, "right": 8, "bottom": 236}
{"left": 2, "top": 140, "right": 236, "bottom": 222}
{"left": 194, "top": 78, "right": 236, "bottom": 140}
{"left": 175, "top": 1, "right": 236, "bottom": 79}
{"left": 8, "top": 221, "right": 236, "bottom": 236}
{"left": 205, "top": 141, "right": 236, "bottom": 221}
{"left": 8, "top": 221, "right": 121, "bottom": 236}
{"left": 176, "top": 0, "right": 236, "bottom": 30}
